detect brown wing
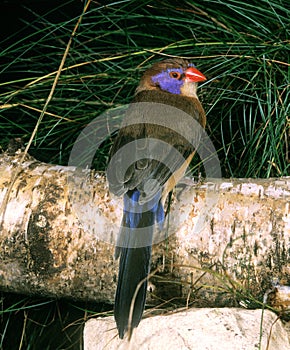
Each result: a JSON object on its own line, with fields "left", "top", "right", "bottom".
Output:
{"left": 107, "top": 90, "right": 206, "bottom": 203}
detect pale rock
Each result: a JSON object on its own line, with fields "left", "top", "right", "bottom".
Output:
{"left": 84, "top": 308, "right": 290, "bottom": 350}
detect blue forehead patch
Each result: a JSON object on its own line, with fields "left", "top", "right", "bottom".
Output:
{"left": 151, "top": 67, "right": 185, "bottom": 95}
{"left": 166, "top": 67, "right": 184, "bottom": 74}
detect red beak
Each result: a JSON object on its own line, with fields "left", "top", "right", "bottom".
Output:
{"left": 185, "top": 67, "right": 207, "bottom": 83}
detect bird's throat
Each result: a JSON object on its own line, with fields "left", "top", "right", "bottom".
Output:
{"left": 180, "top": 81, "right": 198, "bottom": 98}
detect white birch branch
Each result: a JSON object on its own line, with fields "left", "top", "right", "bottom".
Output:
{"left": 0, "top": 152, "right": 289, "bottom": 309}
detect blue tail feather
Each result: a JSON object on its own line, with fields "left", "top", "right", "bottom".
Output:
{"left": 114, "top": 189, "right": 164, "bottom": 338}
{"left": 123, "top": 189, "right": 164, "bottom": 229}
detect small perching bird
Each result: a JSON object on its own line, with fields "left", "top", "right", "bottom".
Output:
{"left": 107, "top": 58, "right": 206, "bottom": 339}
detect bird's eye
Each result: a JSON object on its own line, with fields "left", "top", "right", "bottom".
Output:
{"left": 169, "top": 71, "right": 181, "bottom": 79}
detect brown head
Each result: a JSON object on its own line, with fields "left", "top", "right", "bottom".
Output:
{"left": 136, "top": 58, "right": 206, "bottom": 98}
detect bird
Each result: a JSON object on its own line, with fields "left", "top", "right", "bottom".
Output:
{"left": 107, "top": 58, "right": 206, "bottom": 339}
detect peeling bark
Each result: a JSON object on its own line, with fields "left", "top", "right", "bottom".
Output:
{"left": 0, "top": 152, "right": 289, "bottom": 309}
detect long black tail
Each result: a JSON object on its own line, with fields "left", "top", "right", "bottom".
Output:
{"left": 114, "top": 243, "right": 152, "bottom": 338}
{"left": 114, "top": 189, "right": 163, "bottom": 339}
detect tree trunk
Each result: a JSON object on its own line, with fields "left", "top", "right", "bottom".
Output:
{"left": 0, "top": 152, "right": 289, "bottom": 309}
